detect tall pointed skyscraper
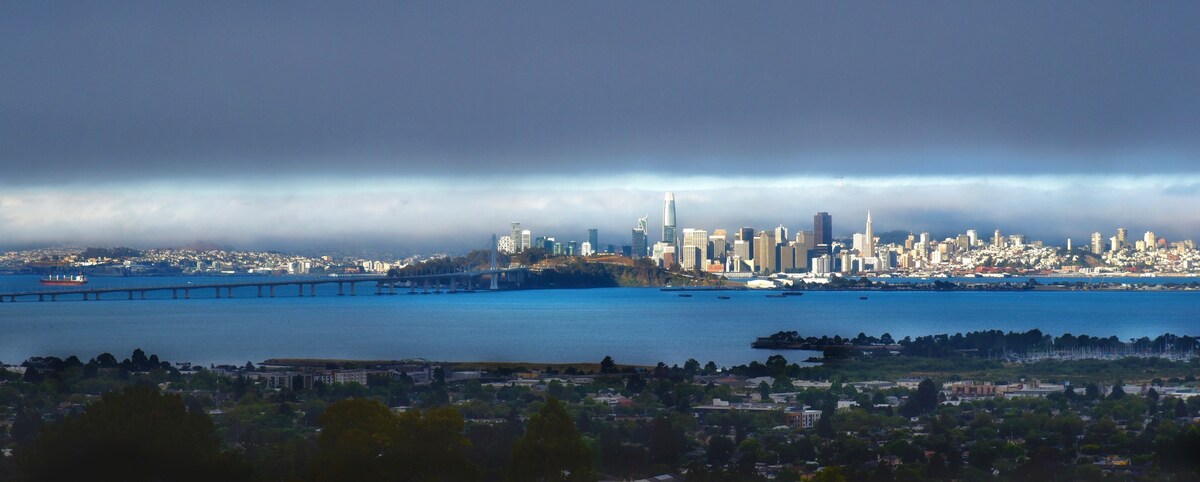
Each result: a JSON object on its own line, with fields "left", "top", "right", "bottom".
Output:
{"left": 863, "top": 210, "right": 875, "bottom": 257}
{"left": 662, "top": 192, "right": 677, "bottom": 244}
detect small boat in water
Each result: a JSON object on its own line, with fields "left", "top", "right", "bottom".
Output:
{"left": 859, "top": 296, "right": 869, "bottom": 300}
{"left": 717, "top": 295, "right": 730, "bottom": 300}
{"left": 678, "top": 294, "right": 692, "bottom": 298}
{"left": 40, "top": 274, "right": 88, "bottom": 286}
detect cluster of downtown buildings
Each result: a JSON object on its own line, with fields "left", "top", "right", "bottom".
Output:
{"left": 499, "top": 192, "right": 1200, "bottom": 277}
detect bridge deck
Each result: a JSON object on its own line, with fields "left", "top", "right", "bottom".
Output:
{"left": 0, "top": 268, "right": 526, "bottom": 301}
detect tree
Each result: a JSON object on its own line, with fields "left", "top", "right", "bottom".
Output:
{"left": 600, "top": 355, "right": 617, "bottom": 374}
{"left": 816, "top": 414, "right": 835, "bottom": 439}
{"left": 508, "top": 397, "right": 592, "bottom": 481}
{"left": 649, "top": 414, "right": 682, "bottom": 466}
{"left": 310, "top": 399, "right": 480, "bottom": 482}
{"left": 18, "top": 385, "right": 251, "bottom": 482}
{"left": 1109, "top": 382, "right": 1125, "bottom": 400}
{"left": 758, "top": 381, "right": 771, "bottom": 401}
{"left": 900, "top": 379, "right": 939, "bottom": 417}
{"left": 706, "top": 436, "right": 735, "bottom": 466}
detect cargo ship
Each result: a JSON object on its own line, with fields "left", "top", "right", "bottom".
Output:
{"left": 40, "top": 274, "right": 88, "bottom": 286}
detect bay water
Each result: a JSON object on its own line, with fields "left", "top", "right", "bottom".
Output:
{"left": 0, "top": 275, "right": 1196, "bottom": 367}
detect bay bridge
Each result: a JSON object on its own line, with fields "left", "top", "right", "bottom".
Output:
{"left": 0, "top": 236, "right": 528, "bottom": 303}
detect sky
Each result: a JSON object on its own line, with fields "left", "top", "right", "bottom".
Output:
{"left": 2, "top": 1, "right": 1198, "bottom": 254}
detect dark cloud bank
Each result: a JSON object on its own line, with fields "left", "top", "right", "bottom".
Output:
{"left": 1, "top": 2, "right": 1197, "bottom": 252}
{"left": 2, "top": 1, "right": 1198, "bottom": 182}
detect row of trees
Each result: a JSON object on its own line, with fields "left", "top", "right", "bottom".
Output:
{"left": 15, "top": 386, "right": 593, "bottom": 482}
{"left": 755, "top": 330, "right": 1200, "bottom": 359}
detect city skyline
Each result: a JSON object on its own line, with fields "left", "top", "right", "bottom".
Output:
{"left": 2, "top": 2, "right": 1199, "bottom": 252}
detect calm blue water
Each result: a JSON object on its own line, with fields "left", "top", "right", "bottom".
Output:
{"left": 0, "top": 275, "right": 1197, "bottom": 367}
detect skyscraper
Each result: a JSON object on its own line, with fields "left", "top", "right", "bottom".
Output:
{"left": 863, "top": 210, "right": 875, "bottom": 258}
{"left": 510, "top": 222, "right": 523, "bottom": 252}
{"left": 681, "top": 228, "right": 708, "bottom": 270}
{"left": 755, "top": 231, "right": 777, "bottom": 275}
{"left": 588, "top": 229, "right": 598, "bottom": 253}
{"left": 662, "top": 192, "right": 677, "bottom": 245}
{"left": 632, "top": 216, "right": 649, "bottom": 258}
{"left": 1091, "top": 232, "right": 1104, "bottom": 255}
{"left": 738, "top": 227, "right": 755, "bottom": 260}
{"left": 813, "top": 212, "right": 832, "bottom": 256}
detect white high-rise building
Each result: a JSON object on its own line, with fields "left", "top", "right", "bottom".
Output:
{"left": 497, "top": 235, "right": 516, "bottom": 254}
{"left": 1144, "top": 231, "right": 1157, "bottom": 250}
{"left": 662, "top": 192, "right": 677, "bottom": 245}
{"left": 1090, "top": 232, "right": 1104, "bottom": 255}
{"left": 863, "top": 210, "right": 875, "bottom": 258}
{"left": 967, "top": 229, "right": 978, "bottom": 247}
{"left": 681, "top": 228, "right": 709, "bottom": 270}
{"left": 580, "top": 241, "right": 595, "bottom": 257}
{"left": 520, "top": 230, "right": 532, "bottom": 251}
{"left": 510, "top": 222, "right": 523, "bottom": 252}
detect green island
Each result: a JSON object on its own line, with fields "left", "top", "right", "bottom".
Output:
{"left": 2, "top": 337, "right": 1199, "bottom": 482}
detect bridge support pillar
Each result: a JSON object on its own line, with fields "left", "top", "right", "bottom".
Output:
{"left": 257, "top": 286, "right": 263, "bottom": 298}
{"left": 376, "top": 284, "right": 382, "bottom": 295}
{"left": 94, "top": 293, "right": 100, "bottom": 301}
{"left": 338, "top": 283, "right": 344, "bottom": 296}
{"left": 172, "top": 289, "right": 178, "bottom": 299}
{"left": 389, "top": 283, "right": 395, "bottom": 295}
{"left": 350, "top": 283, "right": 356, "bottom": 296}
{"left": 184, "top": 289, "right": 190, "bottom": 299}
{"left": 310, "top": 284, "right": 316, "bottom": 297}
{"left": 298, "top": 284, "right": 303, "bottom": 297}
{"left": 128, "top": 291, "right": 134, "bottom": 300}
{"left": 38, "top": 294, "right": 44, "bottom": 302}
{"left": 51, "top": 294, "right": 57, "bottom": 301}
{"left": 215, "top": 287, "right": 221, "bottom": 299}
{"left": 140, "top": 291, "right": 147, "bottom": 300}
{"left": 270, "top": 286, "right": 276, "bottom": 298}
{"left": 227, "top": 287, "right": 233, "bottom": 298}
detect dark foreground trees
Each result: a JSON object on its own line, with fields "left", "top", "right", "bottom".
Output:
{"left": 310, "top": 398, "right": 480, "bottom": 482}
{"left": 17, "top": 385, "right": 251, "bottom": 482}
{"left": 508, "top": 397, "right": 592, "bottom": 482}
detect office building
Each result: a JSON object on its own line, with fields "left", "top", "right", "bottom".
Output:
{"left": 662, "top": 192, "right": 677, "bottom": 245}
{"left": 863, "top": 210, "right": 875, "bottom": 258}
{"left": 632, "top": 228, "right": 648, "bottom": 259}
{"left": 755, "top": 231, "right": 777, "bottom": 275}
{"left": 681, "top": 229, "right": 709, "bottom": 270}
{"left": 1091, "top": 232, "right": 1104, "bottom": 255}
{"left": 587, "top": 229, "right": 598, "bottom": 253}
{"left": 738, "top": 227, "right": 755, "bottom": 259}
{"left": 520, "top": 230, "right": 532, "bottom": 252}
{"left": 710, "top": 234, "right": 727, "bottom": 262}
{"left": 733, "top": 240, "right": 750, "bottom": 263}
{"left": 813, "top": 212, "right": 832, "bottom": 255}
{"left": 510, "top": 222, "right": 523, "bottom": 252}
